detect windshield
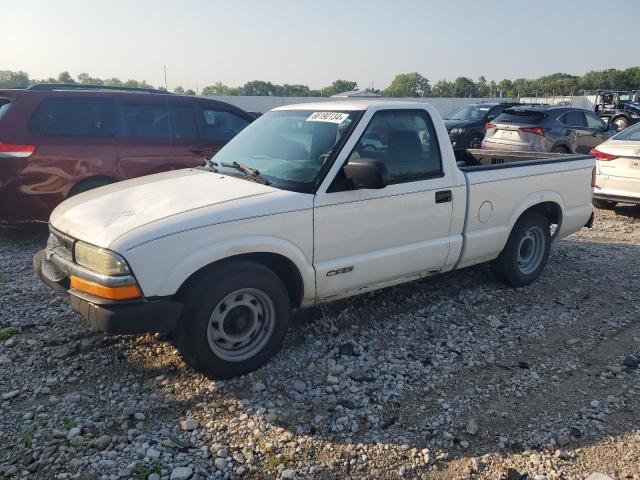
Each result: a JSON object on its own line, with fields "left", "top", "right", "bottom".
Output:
{"left": 613, "top": 122, "right": 640, "bottom": 141}
{"left": 446, "top": 104, "right": 491, "bottom": 121}
{"left": 211, "top": 109, "right": 361, "bottom": 192}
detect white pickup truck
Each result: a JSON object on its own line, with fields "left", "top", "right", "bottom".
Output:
{"left": 35, "top": 101, "right": 596, "bottom": 377}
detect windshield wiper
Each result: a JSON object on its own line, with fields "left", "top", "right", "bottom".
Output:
{"left": 220, "top": 161, "right": 270, "bottom": 185}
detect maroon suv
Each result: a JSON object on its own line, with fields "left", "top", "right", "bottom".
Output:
{"left": 0, "top": 84, "right": 254, "bottom": 223}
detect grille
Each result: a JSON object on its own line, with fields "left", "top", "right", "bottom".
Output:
{"left": 46, "top": 228, "right": 74, "bottom": 262}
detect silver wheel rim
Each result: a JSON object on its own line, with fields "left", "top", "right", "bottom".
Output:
{"left": 516, "top": 226, "right": 546, "bottom": 275}
{"left": 207, "top": 288, "right": 275, "bottom": 362}
{"left": 614, "top": 119, "right": 626, "bottom": 130}
{"left": 470, "top": 136, "right": 482, "bottom": 149}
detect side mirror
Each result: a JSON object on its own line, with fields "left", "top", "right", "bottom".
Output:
{"left": 343, "top": 158, "right": 388, "bottom": 189}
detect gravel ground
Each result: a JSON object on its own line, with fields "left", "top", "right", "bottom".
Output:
{"left": 0, "top": 205, "right": 639, "bottom": 480}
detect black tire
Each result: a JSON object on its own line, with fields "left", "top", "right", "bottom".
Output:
{"left": 491, "top": 211, "right": 551, "bottom": 287}
{"left": 592, "top": 198, "right": 616, "bottom": 210}
{"left": 67, "top": 177, "right": 115, "bottom": 197}
{"left": 173, "top": 260, "right": 291, "bottom": 378}
{"left": 468, "top": 134, "right": 483, "bottom": 149}
{"left": 552, "top": 145, "right": 570, "bottom": 154}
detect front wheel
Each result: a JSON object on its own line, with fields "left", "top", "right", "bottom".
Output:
{"left": 491, "top": 211, "right": 551, "bottom": 287}
{"left": 612, "top": 117, "right": 628, "bottom": 131}
{"left": 469, "top": 134, "right": 483, "bottom": 149}
{"left": 174, "top": 260, "right": 291, "bottom": 378}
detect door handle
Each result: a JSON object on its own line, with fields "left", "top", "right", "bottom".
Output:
{"left": 564, "top": 129, "right": 574, "bottom": 135}
{"left": 435, "top": 190, "right": 452, "bottom": 204}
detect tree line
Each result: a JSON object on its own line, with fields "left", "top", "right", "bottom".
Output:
{"left": 1, "top": 67, "right": 639, "bottom": 98}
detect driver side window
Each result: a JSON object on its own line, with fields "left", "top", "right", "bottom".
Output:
{"left": 585, "top": 112, "right": 607, "bottom": 130}
{"left": 346, "top": 110, "right": 442, "bottom": 185}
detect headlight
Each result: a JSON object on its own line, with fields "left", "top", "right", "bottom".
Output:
{"left": 74, "top": 242, "right": 130, "bottom": 276}
{"left": 449, "top": 128, "right": 464, "bottom": 136}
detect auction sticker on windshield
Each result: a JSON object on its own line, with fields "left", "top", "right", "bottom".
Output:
{"left": 307, "top": 112, "right": 350, "bottom": 124}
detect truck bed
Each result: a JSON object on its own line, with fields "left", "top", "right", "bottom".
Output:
{"left": 457, "top": 149, "right": 579, "bottom": 169}
{"left": 454, "top": 150, "right": 595, "bottom": 269}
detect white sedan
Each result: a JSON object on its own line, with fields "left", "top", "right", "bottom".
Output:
{"left": 591, "top": 122, "right": 640, "bottom": 209}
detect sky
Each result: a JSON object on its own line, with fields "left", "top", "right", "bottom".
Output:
{"left": 1, "top": 0, "right": 639, "bottom": 92}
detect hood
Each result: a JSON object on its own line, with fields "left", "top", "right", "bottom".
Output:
{"left": 50, "top": 168, "right": 281, "bottom": 249}
{"left": 443, "top": 119, "right": 477, "bottom": 130}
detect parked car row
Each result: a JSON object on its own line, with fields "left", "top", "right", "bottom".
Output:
{"left": 444, "top": 102, "right": 617, "bottom": 155}
{"left": 0, "top": 84, "right": 255, "bottom": 223}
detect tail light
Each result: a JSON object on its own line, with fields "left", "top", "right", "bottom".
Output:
{"left": 519, "top": 127, "right": 549, "bottom": 136}
{"left": 484, "top": 123, "right": 496, "bottom": 129}
{"left": 589, "top": 148, "right": 616, "bottom": 161}
{"left": 0, "top": 142, "right": 36, "bottom": 158}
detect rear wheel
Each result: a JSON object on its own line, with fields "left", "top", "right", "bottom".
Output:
{"left": 174, "top": 260, "right": 291, "bottom": 378}
{"left": 492, "top": 211, "right": 551, "bottom": 287}
{"left": 552, "top": 145, "right": 570, "bottom": 154}
{"left": 67, "top": 177, "right": 115, "bottom": 197}
{"left": 592, "top": 198, "right": 616, "bottom": 210}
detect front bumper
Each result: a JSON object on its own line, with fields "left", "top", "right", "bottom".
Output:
{"left": 33, "top": 250, "right": 182, "bottom": 334}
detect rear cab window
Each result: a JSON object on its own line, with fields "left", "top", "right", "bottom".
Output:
{"left": 495, "top": 109, "right": 546, "bottom": 125}
{"left": 29, "top": 97, "right": 115, "bottom": 137}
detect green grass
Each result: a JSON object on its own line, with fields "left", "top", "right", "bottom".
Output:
{"left": 64, "top": 419, "right": 77, "bottom": 430}
{"left": 267, "top": 454, "right": 292, "bottom": 469}
{"left": 0, "top": 326, "right": 20, "bottom": 341}
{"left": 21, "top": 426, "right": 34, "bottom": 447}
{"left": 69, "top": 435, "right": 84, "bottom": 447}
{"left": 131, "top": 463, "right": 161, "bottom": 480}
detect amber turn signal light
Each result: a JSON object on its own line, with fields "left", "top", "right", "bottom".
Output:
{"left": 70, "top": 276, "right": 142, "bottom": 300}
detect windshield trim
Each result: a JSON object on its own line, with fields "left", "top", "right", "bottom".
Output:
{"left": 311, "top": 109, "right": 365, "bottom": 193}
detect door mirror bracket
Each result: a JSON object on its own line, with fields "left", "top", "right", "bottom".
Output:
{"left": 343, "top": 158, "right": 388, "bottom": 190}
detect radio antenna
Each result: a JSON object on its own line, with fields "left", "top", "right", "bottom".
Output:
{"left": 164, "top": 65, "right": 174, "bottom": 170}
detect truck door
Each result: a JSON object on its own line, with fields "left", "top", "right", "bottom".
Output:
{"left": 313, "top": 109, "right": 454, "bottom": 300}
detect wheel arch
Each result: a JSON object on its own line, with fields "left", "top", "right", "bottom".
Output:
{"left": 506, "top": 193, "right": 564, "bottom": 246}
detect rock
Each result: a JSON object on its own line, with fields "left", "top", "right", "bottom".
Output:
{"left": 504, "top": 468, "right": 524, "bottom": 480}
{"left": 67, "top": 427, "right": 81, "bottom": 439}
{"left": 146, "top": 447, "right": 161, "bottom": 459}
{"left": 148, "top": 474, "right": 161, "bottom": 480}
{"left": 214, "top": 457, "right": 227, "bottom": 470}
{"left": 170, "top": 467, "right": 193, "bottom": 480}
{"left": 89, "top": 435, "right": 112, "bottom": 450}
{"left": 181, "top": 418, "right": 199, "bottom": 431}
{"left": 460, "top": 440, "right": 469, "bottom": 449}
{"left": 465, "top": 418, "right": 479, "bottom": 435}
{"left": 216, "top": 448, "right": 229, "bottom": 458}
{"left": 489, "top": 317, "right": 502, "bottom": 328}
{"left": 623, "top": 355, "right": 639, "bottom": 368}
{"left": 338, "top": 342, "right": 356, "bottom": 356}
{"left": 326, "top": 374, "right": 339, "bottom": 385}
{"left": 442, "top": 431, "right": 454, "bottom": 441}
{"left": 253, "top": 381, "right": 266, "bottom": 392}
{"left": 556, "top": 435, "right": 571, "bottom": 447}
{"left": 585, "top": 474, "right": 615, "bottom": 480}
{"left": 530, "top": 453, "right": 542, "bottom": 464}
{"left": 1, "top": 390, "right": 19, "bottom": 400}
{"left": 45, "top": 376, "right": 58, "bottom": 386}
{"left": 4, "top": 337, "right": 16, "bottom": 347}
{"left": 590, "top": 400, "right": 600, "bottom": 408}
{"left": 134, "top": 412, "right": 146, "bottom": 421}
{"left": 565, "top": 338, "right": 579, "bottom": 346}
{"left": 292, "top": 380, "right": 306, "bottom": 393}
{"left": 281, "top": 469, "right": 297, "bottom": 479}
